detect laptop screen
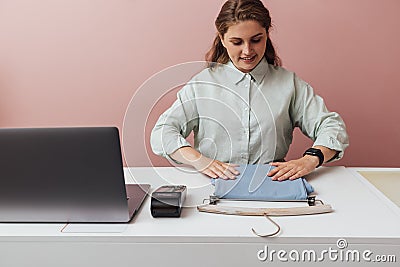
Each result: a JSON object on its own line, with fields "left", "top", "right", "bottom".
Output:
{"left": 0, "top": 127, "right": 147, "bottom": 222}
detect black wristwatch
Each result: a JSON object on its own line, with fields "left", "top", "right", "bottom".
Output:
{"left": 303, "top": 148, "right": 324, "bottom": 168}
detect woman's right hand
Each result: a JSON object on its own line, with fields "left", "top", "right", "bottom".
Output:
{"left": 192, "top": 156, "right": 239, "bottom": 179}
{"left": 170, "top": 147, "right": 239, "bottom": 179}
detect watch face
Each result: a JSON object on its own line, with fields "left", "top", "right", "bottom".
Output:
{"left": 308, "top": 148, "right": 320, "bottom": 154}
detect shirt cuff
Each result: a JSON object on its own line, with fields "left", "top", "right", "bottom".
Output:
{"left": 313, "top": 135, "right": 348, "bottom": 162}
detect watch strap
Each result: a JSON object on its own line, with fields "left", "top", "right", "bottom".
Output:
{"left": 303, "top": 148, "right": 324, "bottom": 168}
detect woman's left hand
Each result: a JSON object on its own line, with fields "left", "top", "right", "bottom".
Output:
{"left": 267, "top": 155, "right": 320, "bottom": 181}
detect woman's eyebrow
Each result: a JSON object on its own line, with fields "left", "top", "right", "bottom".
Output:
{"left": 228, "top": 33, "right": 264, "bottom": 40}
{"left": 251, "top": 33, "right": 264, "bottom": 38}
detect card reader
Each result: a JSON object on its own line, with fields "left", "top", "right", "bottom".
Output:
{"left": 150, "top": 185, "right": 187, "bottom": 217}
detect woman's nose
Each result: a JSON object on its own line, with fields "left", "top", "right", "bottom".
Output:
{"left": 243, "top": 43, "right": 252, "bottom": 55}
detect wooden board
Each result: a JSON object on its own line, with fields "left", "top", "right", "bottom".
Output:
{"left": 197, "top": 204, "right": 333, "bottom": 216}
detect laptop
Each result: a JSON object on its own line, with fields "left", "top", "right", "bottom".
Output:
{"left": 0, "top": 127, "right": 150, "bottom": 222}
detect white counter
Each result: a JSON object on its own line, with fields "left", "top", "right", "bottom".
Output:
{"left": 0, "top": 166, "right": 399, "bottom": 266}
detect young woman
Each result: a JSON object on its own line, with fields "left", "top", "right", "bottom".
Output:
{"left": 151, "top": 0, "right": 349, "bottom": 181}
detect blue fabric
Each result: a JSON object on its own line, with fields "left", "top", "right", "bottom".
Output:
{"left": 211, "top": 164, "right": 314, "bottom": 201}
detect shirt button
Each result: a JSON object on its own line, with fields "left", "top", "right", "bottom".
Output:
{"left": 244, "top": 107, "right": 249, "bottom": 111}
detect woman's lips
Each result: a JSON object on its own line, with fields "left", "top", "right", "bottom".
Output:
{"left": 240, "top": 55, "right": 256, "bottom": 63}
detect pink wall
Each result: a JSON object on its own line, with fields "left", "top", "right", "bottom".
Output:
{"left": 0, "top": 0, "right": 398, "bottom": 167}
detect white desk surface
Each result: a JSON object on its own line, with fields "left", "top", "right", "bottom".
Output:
{"left": 0, "top": 166, "right": 399, "bottom": 242}
{"left": 1, "top": 167, "right": 399, "bottom": 267}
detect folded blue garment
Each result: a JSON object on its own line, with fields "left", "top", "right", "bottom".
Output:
{"left": 211, "top": 164, "right": 314, "bottom": 200}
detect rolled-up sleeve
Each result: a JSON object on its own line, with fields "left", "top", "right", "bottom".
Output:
{"left": 290, "top": 75, "right": 349, "bottom": 161}
{"left": 150, "top": 83, "right": 199, "bottom": 159}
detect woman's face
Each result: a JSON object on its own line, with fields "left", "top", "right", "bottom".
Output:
{"left": 221, "top": 20, "right": 267, "bottom": 73}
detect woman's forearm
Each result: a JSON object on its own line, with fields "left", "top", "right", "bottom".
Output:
{"left": 313, "top": 145, "right": 338, "bottom": 163}
{"left": 169, "top": 146, "right": 202, "bottom": 165}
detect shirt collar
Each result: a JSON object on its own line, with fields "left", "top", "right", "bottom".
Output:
{"left": 225, "top": 57, "right": 269, "bottom": 85}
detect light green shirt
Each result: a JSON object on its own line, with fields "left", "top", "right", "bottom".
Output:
{"left": 151, "top": 58, "right": 349, "bottom": 164}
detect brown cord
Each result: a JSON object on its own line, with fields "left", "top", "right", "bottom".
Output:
{"left": 251, "top": 214, "right": 281, "bottom": 237}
